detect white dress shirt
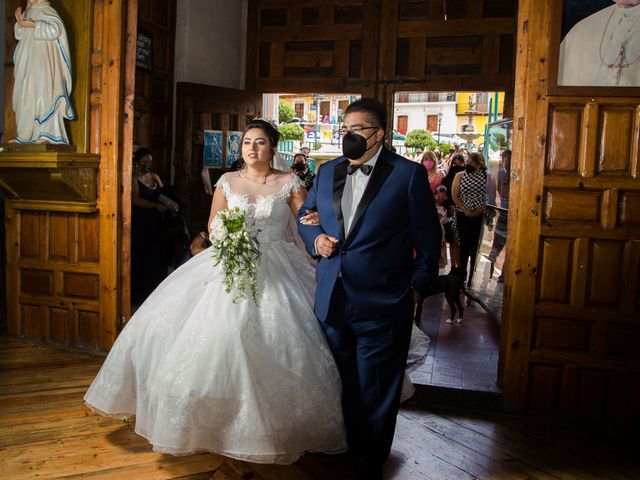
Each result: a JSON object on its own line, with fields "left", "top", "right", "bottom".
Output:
{"left": 342, "top": 145, "right": 382, "bottom": 235}
{"left": 313, "top": 145, "right": 383, "bottom": 256}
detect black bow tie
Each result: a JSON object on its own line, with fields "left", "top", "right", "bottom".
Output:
{"left": 346, "top": 163, "right": 373, "bottom": 176}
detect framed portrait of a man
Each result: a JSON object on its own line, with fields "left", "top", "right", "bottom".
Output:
{"left": 552, "top": 0, "right": 640, "bottom": 92}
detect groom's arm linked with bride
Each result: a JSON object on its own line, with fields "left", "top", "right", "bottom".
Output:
{"left": 296, "top": 98, "right": 441, "bottom": 480}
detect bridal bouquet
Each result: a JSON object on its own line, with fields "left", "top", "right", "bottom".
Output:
{"left": 210, "top": 207, "right": 260, "bottom": 302}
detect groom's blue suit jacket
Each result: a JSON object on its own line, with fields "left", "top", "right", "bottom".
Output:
{"left": 297, "top": 147, "right": 441, "bottom": 322}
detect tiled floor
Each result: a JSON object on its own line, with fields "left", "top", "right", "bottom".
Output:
{"left": 409, "top": 292, "right": 501, "bottom": 393}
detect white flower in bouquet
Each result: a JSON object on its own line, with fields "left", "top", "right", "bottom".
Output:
{"left": 210, "top": 207, "right": 260, "bottom": 302}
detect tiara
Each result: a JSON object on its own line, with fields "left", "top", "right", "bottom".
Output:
{"left": 250, "top": 117, "right": 279, "bottom": 130}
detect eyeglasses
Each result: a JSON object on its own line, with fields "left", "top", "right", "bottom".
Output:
{"left": 338, "top": 126, "right": 378, "bottom": 136}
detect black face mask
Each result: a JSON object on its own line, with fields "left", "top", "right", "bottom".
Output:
{"left": 449, "top": 165, "right": 465, "bottom": 176}
{"left": 342, "top": 129, "right": 379, "bottom": 159}
{"left": 292, "top": 162, "right": 306, "bottom": 172}
{"left": 465, "top": 164, "right": 476, "bottom": 174}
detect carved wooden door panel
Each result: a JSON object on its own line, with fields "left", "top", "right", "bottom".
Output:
{"left": 503, "top": 0, "right": 640, "bottom": 421}
{"left": 246, "top": 0, "right": 379, "bottom": 97}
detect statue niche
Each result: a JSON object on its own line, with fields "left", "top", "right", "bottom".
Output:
{"left": 12, "top": 0, "right": 74, "bottom": 145}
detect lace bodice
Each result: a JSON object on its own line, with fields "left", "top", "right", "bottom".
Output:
{"left": 212, "top": 171, "right": 303, "bottom": 244}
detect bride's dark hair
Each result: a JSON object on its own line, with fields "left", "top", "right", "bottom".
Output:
{"left": 242, "top": 118, "right": 280, "bottom": 147}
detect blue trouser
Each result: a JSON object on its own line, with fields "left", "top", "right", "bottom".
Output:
{"left": 321, "top": 279, "right": 413, "bottom": 467}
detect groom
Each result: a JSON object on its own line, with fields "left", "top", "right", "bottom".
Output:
{"left": 297, "top": 98, "right": 441, "bottom": 479}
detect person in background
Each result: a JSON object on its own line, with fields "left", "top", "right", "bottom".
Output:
{"left": 422, "top": 150, "right": 444, "bottom": 194}
{"left": 433, "top": 147, "right": 442, "bottom": 165}
{"left": 434, "top": 185, "right": 452, "bottom": 271}
{"left": 451, "top": 152, "right": 487, "bottom": 287}
{"left": 486, "top": 149, "right": 511, "bottom": 281}
{"left": 444, "top": 143, "right": 461, "bottom": 170}
{"left": 440, "top": 155, "right": 465, "bottom": 272}
{"left": 291, "top": 152, "right": 315, "bottom": 191}
{"left": 131, "top": 148, "right": 169, "bottom": 305}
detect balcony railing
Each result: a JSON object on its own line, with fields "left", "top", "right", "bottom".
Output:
{"left": 396, "top": 92, "right": 456, "bottom": 103}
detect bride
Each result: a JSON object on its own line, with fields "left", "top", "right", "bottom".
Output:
{"left": 84, "top": 119, "right": 427, "bottom": 464}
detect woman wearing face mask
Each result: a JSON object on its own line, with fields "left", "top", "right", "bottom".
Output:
{"left": 451, "top": 152, "right": 487, "bottom": 288}
{"left": 291, "top": 152, "right": 315, "bottom": 190}
{"left": 131, "top": 148, "right": 169, "bottom": 305}
{"left": 439, "top": 154, "right": 465, "bottom": 272}
{"left": 422, "top": 150, "right": 444, "bottom": 194}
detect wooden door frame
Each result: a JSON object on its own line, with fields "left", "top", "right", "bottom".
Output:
{"left": 120, "top": 0, "right": 139, "bottom": 325}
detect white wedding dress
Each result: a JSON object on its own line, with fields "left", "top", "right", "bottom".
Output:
{"left": 84, "top": 171, "right": 429, "bottom": 464}
{"left": 85, "top": 172, "right": 347, "bottom": 463}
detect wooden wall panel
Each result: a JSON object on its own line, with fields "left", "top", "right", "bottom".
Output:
{"left": 598, "top": 107, "right": 634, "bottom": 176}
{"left": 63, "top": 273, "right": 100, "bottom": 299}
{"left": 134, "top": 0, "right": 176, "bottom": 183}
{"left": 19, "top": 212, "right": 40, "bottom": 259}
{"left": 9, "top": 207, "right": 101, "bottom": 347}
{"left": 538, "top": 238, "right": 572, "bottom": 303}
{"left": 606, "top": 323, "right": 640, "bottom": 359}
{"left": 547, "top": 107, "right": 581, "bottom": 173}
{"left": 380, "top": 0, "right": 514, "bottom": 92}
{"left": 78, "top": 214, "right": 99, "bottom": 263}
{"left": 77, "top": 310, "right": 99, "bottom": 348}
{"left": 250, "top": 0, "right": 378, "bottom": 93}
{"left": 543, "top": 190, "right": 601, "bottom": 225}
{"left": 21, "top": 304, "right": 42, "bottom": 339}
{"left": 49, "top": 307, "right": 70, "bottom": 344}
{"left": 503, "top": 0, "right": 640, "bottom": 422}
{"left": 576, "top": 369, "right": 608, "bottom": 418}
{"left": 527, "top": 364, "right": 561, "bottom": 414}
{"left": 20, "top": 269, "right": 54, "bottom": 297}
{"left": 534, "top": 317, "right": 590, "bottom": 352}
{"left": 587, "top": 241, "right": 623, "bottom": 307}
{"left": 619, "top": 192, "right": 640, "bottom": 226}
{"left": 48, "top": 213, "right": 70, "bottom": 262}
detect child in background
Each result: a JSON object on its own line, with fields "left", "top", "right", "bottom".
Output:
{"left": 434, "top": 185, "right": 453, "bottom": 269}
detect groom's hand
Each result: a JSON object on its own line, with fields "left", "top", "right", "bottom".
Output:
{"left": 316, "top": 234, "right": 339, "bottom": 258}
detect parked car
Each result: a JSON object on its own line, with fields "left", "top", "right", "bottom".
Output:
{"left": 285, "top": 117, "right": 306, "bottom": 124}
{"left": 434, "top": 133, "right": 466, "bottom": 145}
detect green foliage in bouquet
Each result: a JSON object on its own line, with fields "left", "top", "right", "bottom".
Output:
{"left": 210, "top": 208, "right": 260, "bottom": 303}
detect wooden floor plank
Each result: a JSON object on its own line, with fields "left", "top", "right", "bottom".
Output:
{"left": 402, "top": 405, "right": 638, "bottom": 480}
{"left": 394, "top": 413, "right": 538, "bottom": 480}
{"left": 2, "top": 337, "right": 639, "bottom": 480}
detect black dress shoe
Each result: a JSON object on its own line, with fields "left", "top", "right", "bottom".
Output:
{"left": 357, "top": 460, "right": 383, "bottom": 480}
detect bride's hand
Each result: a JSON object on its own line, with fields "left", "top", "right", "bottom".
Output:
{"left": 299, "top": 209, "right": 320, "bottom": 226}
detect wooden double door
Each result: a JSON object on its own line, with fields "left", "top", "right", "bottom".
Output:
{"left": 241, "top": 0, "right": 640, "bottom": 420}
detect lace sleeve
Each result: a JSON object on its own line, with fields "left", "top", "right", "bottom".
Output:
{"left": 280, "top": 173, "right": 305, "bottom": 201}
{"left": 214, "top": 173, "right": 233, "bottom": 200}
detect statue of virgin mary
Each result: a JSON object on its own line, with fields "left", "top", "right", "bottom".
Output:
{"left": 12, "top": 0, "right": 75, "bottom": 144}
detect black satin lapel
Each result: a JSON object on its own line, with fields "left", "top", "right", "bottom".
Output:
{"left": 346, "top": 157, "right": 394, "bottom": 241}
{"left": 332, "top": 160, "right": 348, "bottom": 239}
